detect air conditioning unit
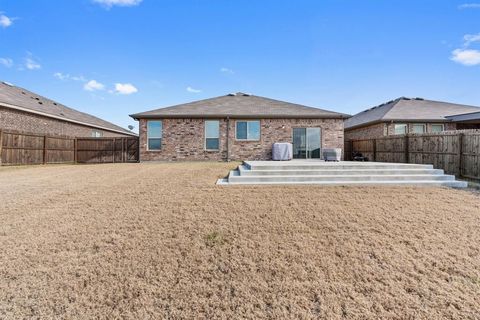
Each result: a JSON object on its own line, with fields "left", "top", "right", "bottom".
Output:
{"left": 323, "top": 148, "right": 342, "bottom": 161}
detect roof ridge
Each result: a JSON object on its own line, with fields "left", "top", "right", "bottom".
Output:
{"left": 130, "top": 92, "right": 349, "bottom": 119}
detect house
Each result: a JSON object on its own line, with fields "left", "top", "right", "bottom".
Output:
{"left": 130, "top": 92, "right": 349, "bottom": 161}
{"left": 345, "top": 97, "right": 480, "bottom": 140}
{"left": 0, "top": 81, "right": 135, "bottom": 137}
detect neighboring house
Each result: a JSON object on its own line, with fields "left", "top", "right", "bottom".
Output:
{"left": 345, "top": 97, "right": 480, "bottom": 140}
{"left": 130, "top": 92, "right": 349, "bottom": 161}
{"left": 0, "top": 81, "right": 135, "bottom": 137}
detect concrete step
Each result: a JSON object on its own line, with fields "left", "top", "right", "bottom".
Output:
{"left": 228, "top": 171, "right": 456, "bottom": 183}
{"left": 217, "top": 178, "right": 468, "bottom": 188}
{"left": 217, "top": 161, "right": 467, "bottom": 188}
{"left": 244, "top": 161, "right": 434, "bottom": 171}
{"left": 237, "top": 165, "right": 444, "bottom": 176}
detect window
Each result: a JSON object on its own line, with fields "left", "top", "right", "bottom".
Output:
{"left": 205, "top": 120, "right": 220, "bottom": 150}
{"left": 412, "top": 124, "right": 426, "bottom": 134}
{"left": 236, "top": 120, "right": 260, "bottom": 141}
{"left": 431, "top": 124, "right": 444, "bottom": 133}
{"left": 394, "top": 124, "right": 407, "bottom": 135}
{"left": 147, "top": 120, "right": 162, "bottom": 150}
{"left": 91, "top": 130, "right": 102, "bottom": 138}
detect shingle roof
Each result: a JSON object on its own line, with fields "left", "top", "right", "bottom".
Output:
{"left": 0, "top": 81, "right": 135, "bottom": 136}
{"left": 130, "top": 92, "right": 349, "bottom": 119}
{"left": 345, "top": 97, "right": 480, "bottom": 129}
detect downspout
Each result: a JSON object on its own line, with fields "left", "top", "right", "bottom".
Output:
{"left": 226, "top": 116, "right": 230, "bottom": 162}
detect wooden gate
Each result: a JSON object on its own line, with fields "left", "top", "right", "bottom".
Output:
{"left": 75, "top": 137, "right": 139, "bottom": 163}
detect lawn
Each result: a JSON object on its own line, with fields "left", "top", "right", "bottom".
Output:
{"left": 1, "top": 162, "right": 479, "bottom": 319}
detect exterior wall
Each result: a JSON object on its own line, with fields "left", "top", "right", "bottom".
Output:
{"left": 344, "top": 123, "right": 386, "bottom": 140}
{"left": 139, "top": 118, "right": 344, "bottom": 161}
{"left": 456, "top": 123, "right": 480, "bottom": 130}
{"left": 385, "top": 122, "right": 457, "bottom": 135}
{"left": 0, "top": 107, "right": 130, "bottom": 137}
{"left": 346, "top": 122, "right": 457, "bottom": 140}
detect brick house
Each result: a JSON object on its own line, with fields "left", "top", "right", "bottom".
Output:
{"left": 345, "top": 97, "right": 480, "bottom": 140}
{"left": 0, "top": 81, "right": 135, "bottom": 137}
{"left": 130, "top": 92, "right": 349, "bottom": 161}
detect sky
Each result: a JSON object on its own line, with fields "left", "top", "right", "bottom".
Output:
{"left": 1, "top": 0, "right": 480, "bottom": 132}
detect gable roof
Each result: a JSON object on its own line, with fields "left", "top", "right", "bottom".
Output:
{"left": 345, "top": 97, "right": 480, "bottom": 129}
{"left": 0, "top": 81, "right": 136, "bottom": 136}
{"left": 130, "top": 92, "right": 349, "bottom": 119}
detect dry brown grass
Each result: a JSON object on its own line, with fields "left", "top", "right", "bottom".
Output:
{"left": 1, "top": 162, "right": 479, "bottom": 319}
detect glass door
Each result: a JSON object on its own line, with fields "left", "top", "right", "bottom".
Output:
{"left": 293, "top": 128, "right": 321, "bottom": 159}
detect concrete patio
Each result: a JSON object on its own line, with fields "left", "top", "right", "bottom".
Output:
{"left": 217, "top": 160, "right": 468, "bottom": 187}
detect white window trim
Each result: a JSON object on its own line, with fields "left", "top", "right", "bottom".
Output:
{"left": 204, "top": 120, "right": 220, "bottom": 151}
{"left": 412, "top": 123, "right": 426, "bottom": 134}
{"left": 394, "top": 123, "right": 408, "bottom": 135}
{"left": 235, "top": 120, "right": 261, "bottom": 141}
{"left": 147, "top": 120, "right": 162, "bottom": 151}
{"left": 431, "top": 124, "right": 445, "bottom": 132}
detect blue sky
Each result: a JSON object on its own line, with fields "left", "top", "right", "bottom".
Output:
{"left": 1, "top": 0, "right": 480, "bottom": 131}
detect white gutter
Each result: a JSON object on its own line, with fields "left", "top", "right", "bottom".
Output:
{"left": 0, "top": 102, "right": 137, "bottom": 136}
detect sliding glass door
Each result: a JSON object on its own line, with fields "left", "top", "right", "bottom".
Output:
{"left": 293, "top": 128, "right": 321, "bottom": 159}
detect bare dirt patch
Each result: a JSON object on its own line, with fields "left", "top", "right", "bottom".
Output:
{"left": 1, "top": 162, "right": 479, "bottom": 319}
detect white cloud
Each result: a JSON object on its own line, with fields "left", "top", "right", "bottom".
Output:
{"left": 54, "top": 72, "right": 87, "bottom": 82}
{"left": 53, "top": 72, "right": 68, "bottom": 80}
{"left": 84, "top": 80, "right": 105, "bottom": 91}
{"left": 24, "top": 57, "right": 41, "bottom": 70}
{"left": 92, "top": 0, "right": 142, "bottom": 8}
{"left": 220, "top": 67, "right": 234, "bottom": 74}
{"left": 0, "top": 13, "right": 14, "bottom": 28}
{"left": 459, "top": 3, "right": 480, "bottom": 9}
{"left": 187, "top": 86, "right": 202, "bottom": 93}
{"left": 0, "top": 58, "right": 13, "bottom": 68}
{"left": 451, "top": 33, "right": 480, "bottom": 66}
{"left": 451, "top": 49, "right": 480, "bottom": 66}
{"left": 114, "top": 83, "right": 138, "bottom": 95}
{"left": 464, "top": 33, "right": 480, "bottom": 46}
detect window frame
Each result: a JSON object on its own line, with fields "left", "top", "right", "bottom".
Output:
{"left": 204, "top": 120, "right": 220, "bottom": 151}
{"left": 394, "top": 123, "right": 408, "bottom": 135}
{"left": 235, "top": 120, "right": 261, "bottom": 141}
{"left": 147, "top": 120, "right": 163, "bottom": 151}
{"left": 412, "top": 123, "right": 426, "bottom": 134}
{"left": 91, "top": 130, "right": 103, "bottom": 138}
{"left": 431, "top": 124, "right": 444, "bottom": 133}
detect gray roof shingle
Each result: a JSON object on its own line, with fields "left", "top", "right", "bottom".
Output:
{"left": 130, "top": 92, "right": 349, "bottom": 119}
{"left": 0, "top": 81, "right": 135, "bottom": 135}
{"left": 345, "top": 97, "right": 480, "bottom": 129}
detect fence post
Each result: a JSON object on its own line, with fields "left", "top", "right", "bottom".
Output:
{"left": 372, "top": 139, "right": 377, "bottom": 162}
{"left": 458, "top": 133, "right": 464, "bottom": 178}
{"left": 112, "top": 138, "right": 116, "bottom": 163}
{"left": 43, "top": 135, "right": 47, "bottom": 164}
{"left": 405, "top": 134, "right": 409, "bottom": 163}
{"left": 74, "top": 138, "right": 78, "bottom": 163}
{"left": 0, "top": 130, "right": 3, "bottom": 166}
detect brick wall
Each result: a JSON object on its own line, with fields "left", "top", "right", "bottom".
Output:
{"left": 346, "top": 122, "right": 457, "bottom": 140}
{"left": 344, "top": 123, "right": 386, "bottom": 140}
{"left": 139, "top": 118, "right": 344, "bottom": 161}
{"left": 0, "top": 107, "right": 130, "bottom": 137}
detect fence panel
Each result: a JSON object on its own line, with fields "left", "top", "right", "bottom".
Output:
{"left": 347, "top": 130, "right": 480, "bottom": 180}
{"left": 1, "top": 131, "right": 45, "bottom": 165}
{"left": 351, "top": 139, "right": 375, "bottom": 161}
{"left": 0, "top": 130, "right": 138, "bottom": 166}
{"left": 462, "top": 132, "right": 480, "bottom": 180}
{"left": 75, "top": 137, "right": 138, "bottom": 163}
{"left": 376, "top": 136, "right": 407, "bottom": 163}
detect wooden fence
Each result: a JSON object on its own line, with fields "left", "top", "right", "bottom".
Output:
{"left": 345, "top": 130, "right": 480, "bottom": 180}
{"left": 0, "top": 130, "right": 139, "bottom": 166}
